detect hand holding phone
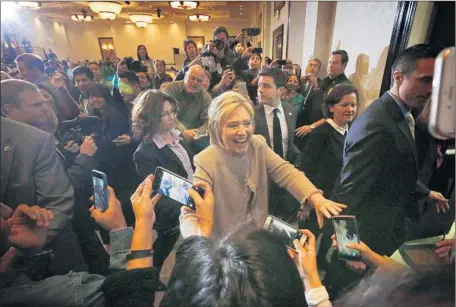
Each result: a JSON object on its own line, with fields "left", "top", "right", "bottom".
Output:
{"left": 91, "top": 170, "right": 109, "bottom": 212}
{"left": 153, "top": 167, "right": 204, "bottom": 210}
{"left": 332, "top": 215, "right": 362, "bottom": 261}
{"left": 263, "top": 215, "right": 307, "bottom": 253}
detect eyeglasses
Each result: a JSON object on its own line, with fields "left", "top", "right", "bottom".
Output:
{"left": 160, "top": 109, "right": 177, "bottom": 118}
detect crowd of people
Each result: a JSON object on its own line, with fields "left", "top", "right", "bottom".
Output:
{"left": 0, "top": 25, "right": 454, "bottom": 306}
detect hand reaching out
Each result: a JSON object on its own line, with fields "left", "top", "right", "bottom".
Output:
{"left": 130, "top": 175, "right": 161, "bottom": 225}
{"left": 428, "top": 190, "right": 449, "bottom": 213}
{"left": 7, "top": 204, "right": 54, "bottom": 255}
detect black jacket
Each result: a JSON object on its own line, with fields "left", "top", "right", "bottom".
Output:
{"left": 332, "top": 92, "right": 430, "bottom": 256}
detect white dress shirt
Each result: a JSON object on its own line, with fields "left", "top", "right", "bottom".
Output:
{"left": 263, "top": 103, "right": 289, "bottom": 157}
{"left": 326, "top": 118, "right": 348, "bottom": 136}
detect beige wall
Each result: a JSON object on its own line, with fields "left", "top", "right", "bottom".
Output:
{"left": 2, "top": 8, "right": 251, "bottom": 64}
{"left": 330, "top": 1, "right": 397, "bottom": 113}
{"left": 263, "top": 1, "right": 290, "bottom": 59}
{"left": 408, "top": 2, "right": 434, "bottom": 47}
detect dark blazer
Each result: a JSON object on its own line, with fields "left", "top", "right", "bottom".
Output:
{"left": 1, "top": 118, "right": 74, "bottom": 240}
{"left": 133, "top": 139, "right": 194, "bottom": 225}
{"left": 1, "top": 118, "right": 87, "bottom": 274}
{"left": 300, "top": 122, "right": 345, "bottom": 196}
{"left": 332, "top": 92, "right": 430, "bottom": 256}
{"left": 254, "top": 103, "right": 300, "bottom": 164}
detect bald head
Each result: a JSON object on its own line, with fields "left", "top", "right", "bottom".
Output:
{"left": 184, "top": 65, "right": 206, "bottom": 94}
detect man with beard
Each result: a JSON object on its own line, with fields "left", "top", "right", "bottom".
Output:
{"left": 323, "top": 44, "right": 449, "bottom": 298}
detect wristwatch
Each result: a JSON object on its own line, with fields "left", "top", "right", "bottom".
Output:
{"left": 126, "top": 249, "right": 154, "bottom": 261}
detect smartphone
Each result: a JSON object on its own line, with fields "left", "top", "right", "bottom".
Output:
{"left": 277, "top": 59, "right": 287, "bottom": 66}
{"left": 263, "top": 215, "right": 307, "bottom": 252}
{"left": 246, "top": 28, "right": 261, "bottom": 36}
{"left": 252, "top": 47, "right": 263, "bottom": 54}
{"left": 429, "top": 47, "right": 454, "bottom": 140}
{"left": 91, "top": 170, "right": 109, "bottom": 212}
{"left": 153, "top": 167, "right": 204, "bottom": 210}
{"left": 332, "top": 215, "right": 362, "bottom": 261}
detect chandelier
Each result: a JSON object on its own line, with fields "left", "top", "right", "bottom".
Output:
{"left": 71, "top": 9, "right": 93, "bottom": 22}
{"left": 129, "top": 14, "right": 153, "bottom": 28}
{"left": 188, "top": 14, "right": 210, "bottom": 22}
{"left": 88, "top": 1, "right": 122, "bottom": 20}
{"left": 18, "top": 2, "right": 41, "bottom": 9}
{"left": 169, "top": 1, "right": 198, "bottom": 10}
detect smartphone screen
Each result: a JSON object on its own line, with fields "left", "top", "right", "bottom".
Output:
{"left": 154, "top": 167, "right": 193, "bottom": 206}
{"left": 263, "top": 215, "right": 306, "bottom": 251}
{"left": 332, "top": 216, "right": 362, "bottom": 260}
{"left": 92, "top": 170, "right": 109, "bottom": 212}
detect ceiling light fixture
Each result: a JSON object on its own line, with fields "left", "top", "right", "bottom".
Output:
{"left": 71, "top": 9, "right": 93, "bottom": 22}
{"left": 18, "top": 2, "right": 41, "bottom": 9}
{"left": 89, "top": 1, "right": 122, "bottom": 20}
{"left": 188, "top": 14, "right": 210, "bottom": 22}
{"left": 135, "top": 21, "right": 148, "bottom": 28}
{"left": 98, "top": 11, "right": 116, "bottom": 20}
{"left": 169, "top": 1, "right": 199, "bottom": 10}
{"left": 129, "top": 14, "right": 153, "bottom": 23}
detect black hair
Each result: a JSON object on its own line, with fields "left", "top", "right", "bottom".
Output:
{"left": 391, "top": 44, "right": 443, "bottom": 80}
{"left": 264, "top": 57, "right": 272, "bottom": 66}
{"left": 161, "top": 228, "right": 305, "bottom": 307}
{"left": 184, "top": 39, "right": 197, "bottom": 56}
{"left": 332, "top": 50, "right": 349, "bottom": 65}
{"left": 15, "top": 53, "right": 45, "bottom": 73}
{"left": 212, "top": 26, "right": 229, "bottom": 39}
{"left": 137, "top": 45, "right": 150, "bottom": 62}
{"left": 72, "top": 65, "right": 94, "bottom": 80}
{"left": 89, "top": 83, "right": 112, "bottom": 102}
{"left": 259, "top": 67, "right": 287, "bottom": 88}
{"left": 118, "top": 71, "right": 140, "bottom": 85}
{"left": 250, "top": 53, "right": 263, "bottom": 61}
{"left": 335, "top": 265, "right": 455, "bottom": 307}
{"left": 323, "top": 83, "right": 359, "bottom": 118}
{"left": 88, "top": 61, "right": 100, "bottom": 68}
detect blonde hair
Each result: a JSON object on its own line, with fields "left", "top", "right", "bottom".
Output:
{"left": 208, "top": 91, "right": 255, "bottom": 147}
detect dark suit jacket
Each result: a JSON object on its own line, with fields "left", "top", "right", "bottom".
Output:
{"left": 254, "top": 103, "right": 300, "bottom": 164}
{"left": 332, "top": 92, "right": 430, "bottom": 256}
{"left": 1, "top": 117, "right": 74, "bottom": 242}
{"left": 0, "top": 118, "right": 86, "bottom": 274}
{"left": 133, "top": 139, "right": 194, "bottom": 229}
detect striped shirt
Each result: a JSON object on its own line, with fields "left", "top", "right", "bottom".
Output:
{"left": 152, "top": 129, "right": 193, "bottom": 180}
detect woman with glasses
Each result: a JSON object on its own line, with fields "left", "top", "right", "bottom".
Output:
{"left": 131, "top": 90, "right": 194, "bottom": 289}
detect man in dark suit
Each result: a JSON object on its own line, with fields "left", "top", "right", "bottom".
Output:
{"left": 1, "top": 116, "right": 86, "bottom": 275}
{"left": 323, "top": 44, "right": 448, "bottom": 297}
{"left": 254, "top": 67, "right": 300, "bottom": 221}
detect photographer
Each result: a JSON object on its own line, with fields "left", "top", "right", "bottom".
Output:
{"left": 174, "top": 27, "right": 241, "bottom": 91}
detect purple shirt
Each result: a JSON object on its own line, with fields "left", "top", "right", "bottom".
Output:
{"left": 152, "top": 129, "right": 193, "bottom": 180}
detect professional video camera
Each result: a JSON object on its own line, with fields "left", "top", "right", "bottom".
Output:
{"left": 59, "top": 116, "right": 103, "bottom": 145}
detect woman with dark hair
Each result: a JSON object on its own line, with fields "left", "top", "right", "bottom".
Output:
{"left": 282, "top": 74, "right": 305, "bottom": 117}
{"left": 300, "top": 83, "right": 358, "bottom": 197}
{"left": 298, "top": 83, "right": 358, "bottom": 234}
{"left": 183, "top": 39, "right": 198, "bottom": 67}
{"left": 89, "top": 83, "right": 132, "bottom": 190}
{"left": 132, "top": 90, "right": 194, "bottom": 289}
{"left": 137, "top": 44, "right": 155, "bottom": 78}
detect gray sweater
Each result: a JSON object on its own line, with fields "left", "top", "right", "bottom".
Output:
{"left": 193, "top": 135, "right": 318, "bottom": 237}
{"left": 161, "top": 80, "right": 212, "bottom": 133}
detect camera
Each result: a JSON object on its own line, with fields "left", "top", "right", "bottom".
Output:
{"left": 124, "top": 56, "right": 142, "bottom": 72}
{"left": 242, "top": 28, "right": 261, "bottom": 37}
{"left": 213, "top": 39, "right": 225, "bottom": 50}
{"left": 276, "top": 59, "right": 287, "bottom": 66}
{"left": 59, "top": 116, "right": 103, "bottom": 145}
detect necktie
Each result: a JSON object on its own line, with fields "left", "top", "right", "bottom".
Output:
{"left": 405, "top": 113, "right": 415, "bottom": 139}
{"left": 273, "top": 108, "right": 283, "bottom": 157}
